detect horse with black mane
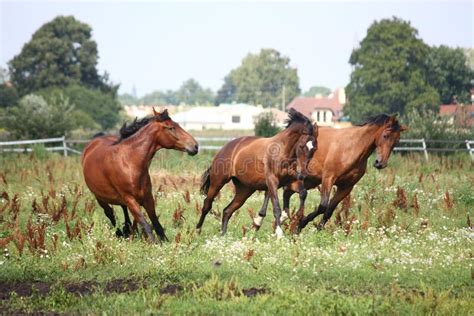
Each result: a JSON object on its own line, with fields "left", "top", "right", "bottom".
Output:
{"left": 196, "top": 109, "right": 316, "bottom": 237}
{"left": 82, "top": 109, "right": 199, "bottom": 242}
{"left": 255, "top": 114, "right": 406, "bottom": 232}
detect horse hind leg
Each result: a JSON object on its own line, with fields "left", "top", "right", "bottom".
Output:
{"left": 97, "top": 200, "right": 122, "bottom": 237}
{"left": 196, "top": 176, "right": 229, "bottom": 233}
{"left": 221, "top": 181, "right": 255, "bottom": 236}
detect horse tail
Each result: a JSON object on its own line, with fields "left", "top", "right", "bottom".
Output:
{"left": 200, "top": 167, "right": 211, "bottom": 196}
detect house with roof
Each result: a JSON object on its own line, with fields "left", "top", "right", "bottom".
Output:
{"left": 286, "top": 88, "right": 347, "bottom": 127}
{"left": 172, "top": 104, "right": 287, "bottom": 131}
{"left": 439, "top": 104, "right": 474, "bottom": 128}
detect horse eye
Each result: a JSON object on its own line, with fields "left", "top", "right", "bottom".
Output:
{"left": 383, "top": 134, "right": 389, "bottom": 139}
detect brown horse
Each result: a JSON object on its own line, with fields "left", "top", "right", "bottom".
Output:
{"left": 196, "top": 109, "right": 315, "bottom": 237}
{"left": 82, "top": 109, "right": 199, "bottom": 242}
{"left": 257, "top": 114, "right": 406, "bottom": 231}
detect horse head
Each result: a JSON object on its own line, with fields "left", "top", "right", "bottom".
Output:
{"left": 152, "top": 108, "right": 199, "bottom": 156}
{"left": 373, "top": 115, "right": 407, "bottom": 169}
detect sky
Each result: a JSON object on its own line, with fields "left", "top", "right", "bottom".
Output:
{"left": 1, "top": 1, "right": 473, "bottom": 97}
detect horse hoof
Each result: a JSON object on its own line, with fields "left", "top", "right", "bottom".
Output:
{"left": 115, "top": 229, "right": 124, "bottom": 238}
{"left": 253, "top": 215, "right": 264, "bottom": 227}
{"left": 280, "top": 211, "right": 289, "bottom": 223}
{"left": 275, "top": 226, "right": 284, "bottom": 239}
{"left": 196, "top": 227, "right": 202, "bottom": 234}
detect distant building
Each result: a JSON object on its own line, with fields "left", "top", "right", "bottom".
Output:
{"left": 286, "top": 88, "right": 346, "bottom": 127}
{"left": 123, "top": 105, "right": 177, "bottom": 118}
{"left": 439, "top": 104, "right": 474, "bottom": 128}
{"left": 172, "top": 104, "right": 287, "bottom": 131}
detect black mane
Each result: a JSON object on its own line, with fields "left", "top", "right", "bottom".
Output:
{"left": 356, "top": 114, "right": 400, "bottom": 130}
{"left": 285, "top": 108, "right": 314, "bottom": 135}
{"left": 115, "top": 110, "right": 171, "bottom": 144}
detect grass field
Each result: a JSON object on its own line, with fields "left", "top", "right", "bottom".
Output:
{"left": 0, "top": 150, "right": 472, "bottom": 315}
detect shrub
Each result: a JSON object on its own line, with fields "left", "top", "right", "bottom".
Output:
{"left": 2, "top": 93, "right": 75, "bottom": 139}
{"left": 254, "top": 112, "right": 281, "bottom": 137}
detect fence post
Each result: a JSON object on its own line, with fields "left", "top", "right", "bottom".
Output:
{"left": 62, "top": 136, "right": 68, "bottom": 157}
{"left": 422, "top": 138, "right": 428, "bottom": 161}
{"left": 467, "top": 140, "right": 473, "bottom": 161}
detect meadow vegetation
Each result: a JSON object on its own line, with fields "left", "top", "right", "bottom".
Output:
{"left": 0, "top": 151, "right": 472, "bottom": 314}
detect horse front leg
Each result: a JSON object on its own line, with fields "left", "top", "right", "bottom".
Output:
{"left": 143, "top": 193, "right": 168, "bottom": 242}
{"left": 298, "top": 177, "right": 334, "bottom": 232}
{"left": 266, "top": 174, "right": 284, "bottom": 238}
{"left": 124, "top": 196, "right": 155, "bottom": 243}
{"left": 253, "top": 191, "right": 270, "bottom": 230}
{"left": 317, "top": 185, "right": 353, "bottom": 230}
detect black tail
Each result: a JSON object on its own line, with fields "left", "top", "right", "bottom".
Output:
{"left": 200, "top": 167, "right": 211, "bottom": 196}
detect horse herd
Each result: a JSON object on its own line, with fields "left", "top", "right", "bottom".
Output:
{"left": 81, "top": 108, "right": 406, "bottom": 242}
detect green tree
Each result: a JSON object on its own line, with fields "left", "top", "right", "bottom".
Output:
{"left": 38, "top": 85, "right": 121, "bottom": 130}
{"left": 118, "top": 93, "right": 138, "bottom": 105}
{"left": 427, "top": 46, "right": 473, "bottom": 104}
{"left": 0, "top": 84, "right": 19, "bottom": 108}
{"left": 218, "top": 49, "right": 300, "bottom": 108}
{"left": 303, "top": 86, "right": 331, "bottom": 97}
{"left": 9, "top": 15, "right": 117, "bottom": 96}
{"left": 215, "top": 73, "right": 237, "bottom": 105}
{"left": 254, "top": 112, "right": 281, "bottom": 137}
{"left": 3, "top": 94, "right": 75, "bottom": 139}
{"left": 175, "top": 79, "right": 214, "bottom": 105}
{"left": 345, "top": 17, "right": 439, "bottom": 122}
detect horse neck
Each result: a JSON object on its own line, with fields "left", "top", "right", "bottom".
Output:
{"left": 121, "top": 123, "right": 161, "bottom": 168}
{"left": 272, "top": 125, "right": 302, "bottom": 157}
{"left": 350, "top": 125, "right": 381, "bottom": 162}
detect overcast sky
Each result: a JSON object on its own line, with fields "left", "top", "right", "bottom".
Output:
{"left": 1, "top": 0, "right": 472, "bottom": 97}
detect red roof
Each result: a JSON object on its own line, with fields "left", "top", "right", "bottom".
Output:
{"left": 439, "top": 104, "right": 474, "bottom": 127}
{"left": 286, "top": 89, "right": 345, "bottom": 121}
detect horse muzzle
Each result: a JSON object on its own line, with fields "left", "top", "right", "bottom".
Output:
{"left": 373, "top": 160, "right": 387, "bottom": 169}
{"left": 186, "top": 144, "right": 199, "bottom": 156}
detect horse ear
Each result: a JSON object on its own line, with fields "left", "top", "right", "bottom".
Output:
{"left": 152, "top": 107, "right": 159, "bottom": 116}
{"left": 400, "top": 125, "right": 408, "bottom": 132}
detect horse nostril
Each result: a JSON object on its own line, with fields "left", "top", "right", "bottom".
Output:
{"left": 194, "top": 144, "right": 199, "bottom": 152}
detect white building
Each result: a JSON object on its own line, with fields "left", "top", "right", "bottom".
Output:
{"left": 172, "top": 104, "right": 285, "bottom": 131}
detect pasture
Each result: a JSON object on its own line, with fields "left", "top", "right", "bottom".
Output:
{"left": 0, "top": 150, "right": 472, "bottom": 314}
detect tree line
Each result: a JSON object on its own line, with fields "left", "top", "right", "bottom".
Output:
{"left": 0, "top": 15, "right": 472, "bottom": 140}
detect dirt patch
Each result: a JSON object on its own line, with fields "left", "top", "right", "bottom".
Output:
{"left": 104, "top": 279, "right": 141, "bottom": 294}
{"left": 159, "top": 284, "right": 183, "bottom": 296}
{"left": 1, "top": 278, "right": 145, "bottom": 299}
{"left": 0, "top": 281, "right": 51, "bottom": 300}
{"left": 63, "top": 281, "right": 98, "bottom": 297}
{"left": 242, "top": 287, "right": 268, "bottom": 297}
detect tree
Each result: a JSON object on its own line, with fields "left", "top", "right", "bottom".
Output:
{"left": 38, "top": 85, "right": 121, "bottom": 130}
{"left": 303, "top": 86, "right": 331, "bottom": 97}
{"left": 9, "top": 15, "right": 117, "bottom": 96}
{"left": 427, "top": 46, "right": 473, "bottom": 104}
{"left": 0, "top": 84, "right": 19, "bottom": 108}
{"left": 118, "top": 93, "right": 138, "bottom": 105}
{"left": 218, "top": 49, "right": 300, "bottom": 108}
{"left": 254, "top": 112, "right": 281, "bottom": 137}
{"left": 215, "top": 73, "right": 237, "bottom": 105}
{"left": 345, "top": 17, "right": 440, "bottom": 122}
{"left": 175, "top": 79, "right": 214, "bottom": 105}
{"left": 3, "top": 94, "right": 75, "bottom": 139}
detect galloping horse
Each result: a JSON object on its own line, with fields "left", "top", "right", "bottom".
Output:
{"left": 196, "top": 109, "right": 315, "bottom": 237}
{"left": 82, "top": 109, "right": 198, "bottom": 242}
{"left": 256, "top": 114, "right": 406, "bottom": 231}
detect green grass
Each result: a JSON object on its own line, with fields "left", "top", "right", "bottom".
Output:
{"left": 0, "top": 151, "right": 472, "bottom": 315}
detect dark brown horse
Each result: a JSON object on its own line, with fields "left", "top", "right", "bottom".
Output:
{"left": 196, "top": 109, "right": 315, "bottom": 237}
{"left": 82, "top": 109, "right": 199, "bottom": 242}
{"left": 257, "top": 114, "right": 406, "bottom": 231}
